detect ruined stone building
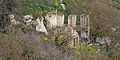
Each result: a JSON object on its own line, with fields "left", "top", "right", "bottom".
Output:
{"left": 16, "top": 13, "right": 90, "bottom": 46}
{"left": 9, "top": 13, "right": 90, "bottom": 46}
{"left": 44, "top": 13, "right": 90, "bottom": 46}
{"left": 17, "top": 13, "right": 90, "bottom": 47}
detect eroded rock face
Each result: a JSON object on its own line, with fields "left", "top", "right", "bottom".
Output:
{"left": 68, "top": 14, "right": 77, "bottom": 27}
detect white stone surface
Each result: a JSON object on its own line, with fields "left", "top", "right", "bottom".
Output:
{"left": 68, "top": 14, "right": 77, "bottom": 27}
{"left": 22, "top": 14, "right": 33, "bottom": 26}
{"left": 57, "top": 14, "right": 64, "bottom": 27}
{"left": 61, "top": 4, "right": 66, "bottom": 10}
{"left": 9, "top": 14, "right": 21, "bottom": 25}
{"left": 45, "top": 13, "right": 57, "bottom": 28}
{"left": 35, "top": 17, "right": 48, "bottom": 35}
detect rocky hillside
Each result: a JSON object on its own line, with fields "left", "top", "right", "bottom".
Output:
{"left": 0, "top": 0, "right": 120, "bottom": 60}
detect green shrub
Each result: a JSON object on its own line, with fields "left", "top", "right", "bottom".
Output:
{"left": 22, "top": 45, "right": 34, "bottom": 60}
{"left": 43, "top": 36, "right": 55, "bottom": 43}
{"left": 22, "top": 27, "right": 29, "bottom": 33}
{"left": 17, "top": 0, "right": 64, "bottom": 17}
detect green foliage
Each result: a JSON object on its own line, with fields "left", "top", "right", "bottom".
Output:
{"left": 57, "top": 37, "right": 63, "bottom": 44}
{"left": 22, "top": 27, "right": 29, "bottom": 33}
{"left": 107, "top": 51, "right": 116, "bottom": 60}
{"left": 73, "top": 44, "right": 120, "bottom": 60}
{"left": 43, "top": 36, "right": 55, "bottom": 43}
{"left": 43, "top": 35, "right": 68, "bottom": 46}
{"left": 18, "top": 0, "right": 64, "bottom": 17}
{"left": 18, "top": 0, "right": 43, "bottom": 16}
{"left": 56, "top": 35, "right": 66, "bottom": 45}
{"left": 65, "top": 0, "right": 89, "bottom": 14}
{"left": 74, "top": 45, "right": 100, "bottom": 55}
{"left": 113, "top": 1, "right": 120, "bottom": 9}
{"left": 22, "top": 45, "right": 33, "bottom": 60}
{"left": 73, "top": 45, "right": 101, "bottom": 60}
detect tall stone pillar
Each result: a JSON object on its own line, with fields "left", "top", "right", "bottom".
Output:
{"left": 80, "top": 14, "right": 85, "bottom": 29}
{"left": 45, "top": 13, "right": 57, "bottom": 28}
{"left": 85, "top": 15, "right": 90, "bottom": 40}
{"left": 68, "top": 14, "right": 77, "bottom": 27}
{"left": 80, "top": 14, "right": 90, "bottom": 40}
{"left": 80, "top": 14, "right": 85, "bottom": 38}
{"left": 57, "top": 14, "right": 64, "bottom": 27}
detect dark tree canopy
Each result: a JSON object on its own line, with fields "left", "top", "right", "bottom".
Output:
{"left": 0, "top": 0, "right": 14, "bottom": 32}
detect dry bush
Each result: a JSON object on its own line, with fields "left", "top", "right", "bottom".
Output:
{"left": 0, "top": 27, "right": 77, "bottom": 60}
{"left": 86, "top": 1, "right": 120, "bottom": 40}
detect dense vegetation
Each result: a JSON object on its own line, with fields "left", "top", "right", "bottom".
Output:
{"left": 0, "top": 0, "right": 120, "bottom": 60}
